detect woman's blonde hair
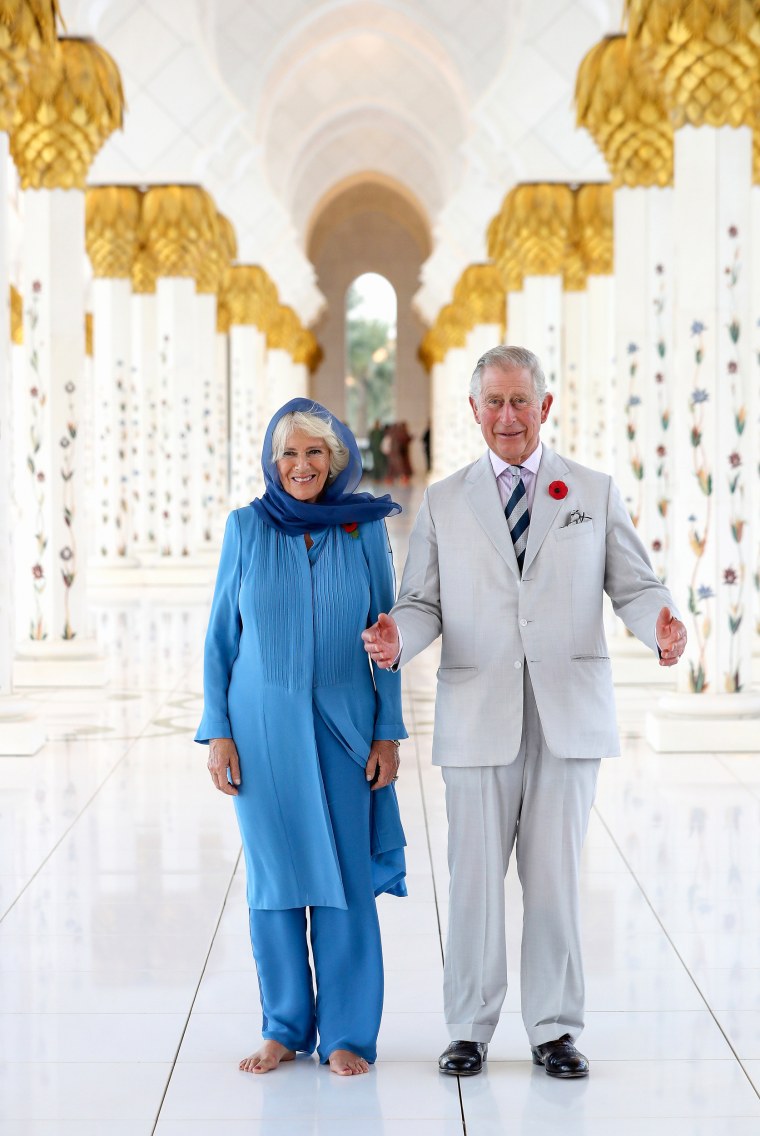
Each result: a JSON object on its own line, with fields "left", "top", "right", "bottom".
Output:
{"left": 271, "top": 409, "right": 350, "bottom": 482}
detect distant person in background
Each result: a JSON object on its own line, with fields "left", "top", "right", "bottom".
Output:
{"left": 398, "top": 421, "right": 413, "bottom": 483}
{"left": 386, "top": 421, "right": 413, "bottom": 484}
{"left": 369, "top": 419, "right": 387, "bottom": 481}
{"left": 422, "top": 423, "right": 432, "bottom": 472}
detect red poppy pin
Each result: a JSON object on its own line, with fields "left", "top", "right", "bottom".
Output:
{"left": 548, "top": 480, "right": 568, "bottom": 500}
{"left": 342, "top": 522, "right": 360, "bottom": 539}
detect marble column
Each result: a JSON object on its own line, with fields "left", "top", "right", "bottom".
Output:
{"left": 0, "top": 0, "right": 59, "bottom": 743}
{"left": 752, "top": 150, "right": 760, "bottom": 684}
{"left": 137, "top": 184, "right": 221, "bottom": 566}
{"left": 226, "top": 265, "right": 278, "bottom": 504}
{"left": 623, "top": 0, "right": 760, "bottom": 748}
{"left": 452, "top": 264, "right": 506, "bottom": 466}
{"left": 85, "top": 186, "right": 141, "bottom": 566}
{"left": 130, "top": 289, "right": 159, "bottom": 559}
{"left": 1, "top": 145, "right": 45, "bottom": 750}
{"left": 489, "top": 183, "right": 573, "bottom": 452}
{"left": 9, "top": 35, "right": 122, "bottom": 686}
{"left": 576, "top": 33, "right": 677, "bottom": 684}
{"left": 229, "top": 323, "right": 266, "bottom": 506}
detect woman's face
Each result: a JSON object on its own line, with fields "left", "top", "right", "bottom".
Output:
{"left": 276, "top": 429, "right": 331, "bottom": 503}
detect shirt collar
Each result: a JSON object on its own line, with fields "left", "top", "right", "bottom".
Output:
{"left": 489, "top": 441, "right": 543, "bottom": 479}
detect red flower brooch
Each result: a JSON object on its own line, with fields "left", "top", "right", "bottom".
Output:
{"left": 342, "top": 522, "right": 359, "bottom": 539}
{"left": 548, "top": 480, "right": 568, "bottom": 500}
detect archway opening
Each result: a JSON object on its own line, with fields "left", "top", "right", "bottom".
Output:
{"left": 344, "top": 272, "right": 397, "bottom": 448}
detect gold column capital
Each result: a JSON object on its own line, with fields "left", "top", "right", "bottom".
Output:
{"left": 291, "top": 326, "right": 320, "bottom": 369}
{"left": 501, "top": 183, "right": 575, "bottom": 277}
{"left": 487, "top": 208, "right": 523, "bottom": 292}
{"left": 227, "top": 264, "right": 278, "bottom": 331}
{"left": 9, "top": 283, "right": 23, "bottom": 343}
{"left": 418, "top": 326, "right": 446, "bottom": 371}
{"left": 85, "top": 310, "right": 93, "bottom": 356}
{"left": 10, "top": 35, "right": 124, "bottom": 189}
{"left": 266, "top": 303, "right": 301, "bottom": 354}
{"left": 139, "top": 184, "right": 219, "bottom": 283}
{"left": 214, "top": 214, "right": 238, "bottom": 330}
{"left": 575, "top": 183, "right": 614, "bottom": 277}
{"left": 453, "top": 263, "right": 506, "bottom": 330}
{"left": 0, "top": 0, "right": 60, "bottom": 131}
{"left": 625, "top": 0, "right": 760, "bottom": 129}
{"left": 576, "top": 34, "right": 673, "bottom": 187}
{"left": 85, "top": 184, "right": 141, "bottom": 278}
{"left": 434, "top": 302, "right": 470, "bottom": 353}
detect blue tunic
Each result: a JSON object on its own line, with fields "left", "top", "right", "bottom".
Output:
{"left": 195, "top": 507, "right": 407, "bottom": 909}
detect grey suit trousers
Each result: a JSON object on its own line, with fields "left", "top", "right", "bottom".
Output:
{"left": 442, "top": 668, "right": 600, "bottom": 1047}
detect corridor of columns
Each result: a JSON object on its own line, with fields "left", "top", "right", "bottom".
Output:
{"left": 2, "top": 0, "right": 760, "bottom": 1130}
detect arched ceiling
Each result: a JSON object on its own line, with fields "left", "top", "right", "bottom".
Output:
{"left": 59, "top": 0, "right": 618, "bottom": 323}
{"left": 307, "top": 175, "right": 432, "bottom": 265}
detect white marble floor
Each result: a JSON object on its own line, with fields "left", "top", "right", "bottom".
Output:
{"left": 2, "top": 483, "right": 760, "bottom": 1134}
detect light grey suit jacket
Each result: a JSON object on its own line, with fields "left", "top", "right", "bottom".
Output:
{"left": 391, "top": 447, "right": 677, "bottom": 764}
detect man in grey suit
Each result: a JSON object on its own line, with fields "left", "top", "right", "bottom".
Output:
{"left": 363, "top": 345, "right": 686, "bottom": 1078}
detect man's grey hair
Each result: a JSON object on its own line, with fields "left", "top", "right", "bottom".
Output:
{"left": 469, "top": 345, "right": 547, "bottom": 403}
{"left": 271, "top": 409, "right": 350, "bottom": 482}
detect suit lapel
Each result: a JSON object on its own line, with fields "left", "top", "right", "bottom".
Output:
{"left": 465, "top": 453, "right": 520, "bottom": 579}
{"left": 522, "top": 447, "right": 570, "bottom": 574}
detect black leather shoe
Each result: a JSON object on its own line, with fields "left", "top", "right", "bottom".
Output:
{"left": 438, "top": 1040, "right": 488, "bottom": 1076}
{"left": 531, "top": 1034, "right": 589, "bottom": 1078}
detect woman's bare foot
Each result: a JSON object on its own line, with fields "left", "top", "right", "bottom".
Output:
{"left": 328, "top": 1049, "right": 370, "bottom": 1076}
{"left": 239, "top": 1040, "right": 295, "bottom": 1074}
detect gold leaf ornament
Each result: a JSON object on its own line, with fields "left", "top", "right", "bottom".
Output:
{"left": 226, "top": 264, "right": 278, "bottom": 331}
{"left": 85, "top": 185, "right": 141, "bottom": 278}
{"left": 0, "top": 0, "right": 61, "bottom": 131}
{"left": 453, "top": 264, "right": 506, "bottom": 333}
{"left": 574, "top": 183, "right": 614, "bottom": 276}
{"left": 575, "top": 34, "right": 673, "bottom": 187}
{"left": 499, "top": 183, "right": 575, "bottom": 277}
{"left": 625, "top": 0, "right": 760, "bottom": 129}
{"left": 10, "top": 34, "right": 124, "bottom": 188}
{"left": 138, "top": 184, "right": 219, "bottom": 284}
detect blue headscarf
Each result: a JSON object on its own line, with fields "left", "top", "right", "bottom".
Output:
{"left": 251, "top": 398, "right": 401, "bottom": 536}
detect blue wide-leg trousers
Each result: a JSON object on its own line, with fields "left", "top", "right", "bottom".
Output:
{"left": 248, "top": 713, "right": 384, "bottom": 1063}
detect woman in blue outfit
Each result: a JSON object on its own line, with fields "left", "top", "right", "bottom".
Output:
{"left": 196, "top": 398, "right": 407, "bottom": 1077}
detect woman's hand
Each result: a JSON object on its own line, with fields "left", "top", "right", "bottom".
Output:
{"left": 365, "top": 739, "right": 400, "bottom": 791}
{"left": 208, "top": 737, "right": 241, "bottom": 796}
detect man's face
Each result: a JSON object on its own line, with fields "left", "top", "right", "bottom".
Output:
{"left": 469, "top": 365, "right": 552, "bottom": 465}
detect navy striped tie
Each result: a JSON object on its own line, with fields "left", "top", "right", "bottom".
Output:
{"left": 505, "top": 465, "right": 529, "bottom": 574}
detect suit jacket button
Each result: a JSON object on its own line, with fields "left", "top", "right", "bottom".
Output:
{"left": 514, "top": 660, "right": 522, "bottom": 669}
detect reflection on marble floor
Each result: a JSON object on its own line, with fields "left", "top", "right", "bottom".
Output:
{"left": 1, "top": 483, "right": 760, "bottom": 1133}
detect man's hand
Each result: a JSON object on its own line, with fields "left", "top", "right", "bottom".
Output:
{"left": 362, "top": 612, "right": 400, "bottom": 670}
{"left": 656, "top": 606, "right": 687, "bottom": 667}
{"left": 208, "top": 737, "right": 241, "bottom": 795}
{"left": 364, "top": 739, "right": 400, "bottom": 789}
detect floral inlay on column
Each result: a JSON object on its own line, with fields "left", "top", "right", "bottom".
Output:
{"left": 129, "top": 364, "right": 140, "bottom": 543}
{"left": 116, "top": 367, "right": 128, "bottom": 556}
{"left": 625, "top": 341, "right": 643, "bottom": 527}
{"left": 652, "top": 264, "right": 671, "bottom": 582}
{"left": 59, "top": 378, "right": 77, "bottom": 640}
{"left": 159, "top": 333, "right": 172, "bottom": 557}
{"left": 26, "top": 282, "right": 47, "bottom": 640}
{"left": 179, "top": 392, "right": 192, "bottom": 557}
{"left": 545, "top": 322, "right": 559, "bottom": 449}
{"left": 687, "top": 322, "right": 711, "bottom": 693}
{"left": 202, "top": 374, "right": 214, "bottom": 543}
{"left": 723, "top": 225, "right": 746, "bottom": 692}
